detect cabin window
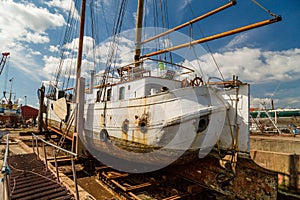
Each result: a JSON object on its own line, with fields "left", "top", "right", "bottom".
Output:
{"left": 96, "top": 90, "right": 101, "bottom": 102}
{"left": 119, "top": 87, "right": 125, "bottom": 100}
{"left": 48, "top": 85, "right": 57, "bottom": 100}
{"left": 58, "top": 90, "right": 65, "bottom": 99}
{"left": 107, "top": 88, "right": 112, "bottom": 101}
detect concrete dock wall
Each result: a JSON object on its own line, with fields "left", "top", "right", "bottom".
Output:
{"left": 250, "top": 135, "right": 300, "bottom": 191}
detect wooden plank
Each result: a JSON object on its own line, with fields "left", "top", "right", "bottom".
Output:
{"left": 126, "top": 182, "right": 151, "bottom": 191}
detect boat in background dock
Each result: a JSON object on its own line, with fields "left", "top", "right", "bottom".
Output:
{"left": 250, "top": 107, "right": 300, "bottom": 134}
{"left": 0, "top": 52, "right": 22, "bottom": 127}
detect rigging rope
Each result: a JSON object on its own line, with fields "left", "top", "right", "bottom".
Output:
{"left": 50, "top": 0, "right": 80, "bottom": 95}
{"left": 99, "top": 0, "right": 128, "bottom": 101}
{"left": 186, "top": 0, "right": 224, "bottom": 81}
{"left": 251, "top": 0, "right": 277, "bottom": 17}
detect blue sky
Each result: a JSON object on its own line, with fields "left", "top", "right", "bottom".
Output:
{"left": 0, "top": 0, "right": 299, "bottom": 109}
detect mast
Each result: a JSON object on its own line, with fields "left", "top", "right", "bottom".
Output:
{"left": 75, "top": 0, "right": 86, "bottom": 99}
{"left": 134, "top": 0, "right": 144, "bottom": 65}
{"left": 73, "top": 0, "right": 86, "bottom": 146}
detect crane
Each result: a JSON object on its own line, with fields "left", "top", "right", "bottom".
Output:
{"left": 0, "top": 52, "right": 10, "bottom": 75}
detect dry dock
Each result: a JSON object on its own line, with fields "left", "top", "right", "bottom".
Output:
{"left": 251, "top": 134, "right": 300, "bottom": 194}
{"left": 1, "top": 128, "right": 300, "bottom": 199}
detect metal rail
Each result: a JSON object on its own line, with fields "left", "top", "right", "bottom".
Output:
{"left": 1, "top": 133, "right": 10, "bottom": 200}
{"left": 31, "top": 133, "right": 79, "bottom": 200}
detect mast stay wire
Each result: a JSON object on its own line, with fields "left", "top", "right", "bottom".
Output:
{"left": 186, "top": 0, "right": 279, "bottom": 82}
{"left": 89, "top": 0, "right": 100, "bottom": 77}
{"left": 98, "top": 0, "right": 128, "bottom": 101}
{"left": 49, "top": 0, "right": 79, "bottom": 96}
{"left": 161, "top": 0, "right": 173, "bottom": 64}
{"left": 90, "top": 0, "right": 111, "bottom": 76}
{"left": 187, "top": 23, "right": 206, "bottom": 80}
{"left": 186, "top": 0, "right": 224, "bottom": 81}
{"left": 251, "top": 0, "right": 278, "bottom": 18}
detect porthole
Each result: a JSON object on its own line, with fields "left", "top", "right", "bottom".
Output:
{"left": 197, "top": 115, "right": 209, "bottom": 133}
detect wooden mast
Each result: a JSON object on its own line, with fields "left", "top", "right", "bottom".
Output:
{"left": 73, "top": 0, "right": 86, "bottom": 154}
{"left": 75, "top": 0, "right": 86, "bottom": 99}
{"left": 134, "top": 0, "right": 144, "bottom": 65}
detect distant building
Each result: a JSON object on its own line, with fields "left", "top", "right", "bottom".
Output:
{"left": 21, "top": 105, "right": 39, "bottom": 124}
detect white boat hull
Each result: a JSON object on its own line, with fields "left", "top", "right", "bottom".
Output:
{"left": 44, "top": 80, "right": 249, "bottom": 172}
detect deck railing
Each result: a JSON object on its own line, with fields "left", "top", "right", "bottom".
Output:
{"left": 31, "top": 133, "right": 79, "bottom": 200}
{"left": 1, "top": 133, "right": 10, "bottom": 200}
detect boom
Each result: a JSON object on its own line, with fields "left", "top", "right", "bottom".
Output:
{"left": 0, "top": 52, "right": 10, "bottom": 75}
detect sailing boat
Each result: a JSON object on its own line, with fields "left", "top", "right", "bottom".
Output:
{"left": 41, "top": 0, "right": 281, "bottom": 172}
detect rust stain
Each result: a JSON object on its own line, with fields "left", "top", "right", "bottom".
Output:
{"left": 169, "top": 154, "right": 278, "bottom": 199}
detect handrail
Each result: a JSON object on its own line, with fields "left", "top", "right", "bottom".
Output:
{"left": 31, "top": 133, "right": 79, "bottom": 200}
{"left": 1, "top": 134, "right": 9, "bottom": 172}
{"left": 32, "top": 133, "right": 77, "bottom": 156}
{"left": 1, "top": 133, "right": 10, "bottom": 200}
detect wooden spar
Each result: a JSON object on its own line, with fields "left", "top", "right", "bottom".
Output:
{"left": 74, "top": 0, "right": 86, "bottom": 134}
{"left": 134, "top": 0, "right": 144, "bottom": 64}
{"left": 141, "top": 0, "right": 236, "bottom": 45}
{"left": 75, "top": 0, "right": 86, "bottom": 97}
{"left": 141, "top": 16, "right": 281, "bottom": 59}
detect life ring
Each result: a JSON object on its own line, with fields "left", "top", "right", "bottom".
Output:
{"left": 100, "top": 129, "right": 109, "bottom": 142}
{"left": 191, "top": 77, "right": 203, "bottom": 86}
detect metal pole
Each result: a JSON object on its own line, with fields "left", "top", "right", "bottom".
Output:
{"left": 5, "top": 174, "right": 10, "bottom": 200}
{"left": 35, "top": 137, "right": 39, "bottom": 159}
{"left": 1, "top": 134, "right": 11, "bottom": 200}
{"left": 54, "top": 149, "right": 60, "bottom": 183}
{"left": 32, "top": 135, "right": 35, "bottom": 153}
{"left": 43, "top": 143, "right": 48, "bottom": 171}
{"left": 71, "top": 156, "right": 79, "bottom": 200}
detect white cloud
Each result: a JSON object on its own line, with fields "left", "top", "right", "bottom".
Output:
{"left": 193, "top": 47, "right": 300, "bottom": 83}
{"left": 21, "top": 32, "right": 50, "bottom": 44}
{"left": 250, "top": 97, "right": 275, "bottom": 108}
{"left": 0, "top": 1, "right": 66, "bottom": 82}
{"left": 178, "top": 0, "right": 191, "bottom": 11}
{"left": 46, "top": 0, "right": 79, "bottom": 18}
{"left": 224, "top": 33, "right": 250, "bottom": 50}
{"left": 49, "top": 45, "right": 60, "bottom": 52}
